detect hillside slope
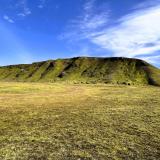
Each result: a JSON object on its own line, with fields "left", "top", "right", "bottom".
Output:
{"left": 0, "top": 57, "right": 160, "bottom": 86}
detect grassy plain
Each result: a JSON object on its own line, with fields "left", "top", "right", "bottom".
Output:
{"left": 0, "top": 82, "right": 159, "bottom": 160}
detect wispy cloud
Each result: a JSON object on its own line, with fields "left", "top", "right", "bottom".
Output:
{"left": 38, "top": 0, "right": 46, "bottom": 9}
{"left": 60, "top": 0, "right": 109, "bottom": 41}
{"left": 140, "top": 55, "right": 160, "bottom": 66}
{"left": 92, "top": 5, "right": 160, "bottom": 58}
{"left": 17, "top": 0, "right": 31, "bottom": 17}
{"left": 133, "top": 0, "right": 160, "bottom": 10}
{"left": 17, "top": 13, "right": 26, "bottom": 17}
{"left": 3, "top": 15, "right": 14, "bottom": 23}
{"left": 61, "top": 0, "right": 160, "bottom": 66}
{"left": 81, "top": 0, "right": 109, "bottom": 30}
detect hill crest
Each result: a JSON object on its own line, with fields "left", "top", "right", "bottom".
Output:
{"left": 0, "top": 57, "right": 160, "bottom": 86}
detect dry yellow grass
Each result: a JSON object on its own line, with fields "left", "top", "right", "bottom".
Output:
{"left": 0, "top": 82, "right": 160, "bottom": 159}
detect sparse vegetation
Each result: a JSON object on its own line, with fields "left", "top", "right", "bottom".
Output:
{"left": 0, "top": 82, "right": 159, "bottom": 159}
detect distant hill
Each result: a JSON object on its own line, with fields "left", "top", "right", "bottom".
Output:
{"left": 0, "top": 57, "right": 160, "bottom": 86}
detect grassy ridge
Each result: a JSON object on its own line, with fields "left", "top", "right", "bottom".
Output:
{"left": 0, "top": 83, "right": 159, "bottom": 159}
{"left": 0, "top": 57, "right": 160, "bottom": 85}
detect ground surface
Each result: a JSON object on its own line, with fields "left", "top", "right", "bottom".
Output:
{"left": 0, "top": 82, "right": 159, "bottom": 160}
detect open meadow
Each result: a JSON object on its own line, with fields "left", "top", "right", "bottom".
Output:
{"left": 0, "top": 82, "right": 160, "bottom": 160}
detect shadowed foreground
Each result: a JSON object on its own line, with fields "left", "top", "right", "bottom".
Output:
{"left": 0, "top": 83, "right": 160, "bottom": 159}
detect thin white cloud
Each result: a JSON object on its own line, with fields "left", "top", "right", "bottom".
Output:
{"left": 82, "top": 0, "right": 109, "bottom": 30}
{"left": 38, "top": 0, "right": 46, "bottom": 9}
{"left": 133, "top": 0, "right": 160, "bottom": 10}
{"left": 23, "top": 7, "right": 31, "bottom": 15}
{"left": 61, "top": 0, "right": 109, "bottom": 40}
{"left": 38, "top": 5, "right": 43, "bottom": 9}
{"left": 61, "top": 1, "right": 160, "bottom": 65}
{"left": 141, "top": 55, "right": 160, "bottom": 65}
{"left": 91, "top": 5, "right": 160, "bottom": 58}
{"left": 17, "top": 0, "right": 31, "bottom": 17}
{"left": 3, "top": 15, "right": 14, "bottom": 23}
{"left": 17, "top": 13, "right": 26, "bottom": 17}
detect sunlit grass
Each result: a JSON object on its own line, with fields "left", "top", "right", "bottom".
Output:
{"left": 0, "top": 82, "right": 159, "bottom": 159}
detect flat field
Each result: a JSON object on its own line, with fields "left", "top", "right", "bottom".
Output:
{"left": 0, "top": 82, "right": 159, "bottom": 160}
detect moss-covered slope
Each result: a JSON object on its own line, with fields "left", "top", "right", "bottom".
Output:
{"left": 0, "top": 57, "right": 159, "bottom": 85}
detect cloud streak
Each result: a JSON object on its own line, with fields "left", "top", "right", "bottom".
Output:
{"left": 3, "top": 15, "right": 14, "bottom": 23}
{"left": 60, "top": 0, "right": 109, "bottom": 41}
{"left": 38, "top": 0, "right": 46, "bottom": 9}
{"left": 140, "top": 55, "right": 160, "bottom": 66}
{"left": 62, "top": 0, "right": 160, "bottom": 66}
{"left": 17, "top": 0, "right": 31, "bottom": 17}
{"left": 92, "top": 5, "right": 160, "bottom": 58}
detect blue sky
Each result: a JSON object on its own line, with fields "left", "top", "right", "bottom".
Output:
{"left": 0, "top": 0, "right": 160, "bottom": 67}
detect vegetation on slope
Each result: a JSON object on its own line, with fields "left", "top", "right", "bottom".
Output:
{"left": 0, "top": 83, "right": 159, "bottom": 159}
{"left": 0, "top": 57, "right": 159, "bottom": 85}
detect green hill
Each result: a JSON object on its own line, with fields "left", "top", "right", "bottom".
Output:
{"left": 0, "top": 57, "right": 160, "bottom": 86}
